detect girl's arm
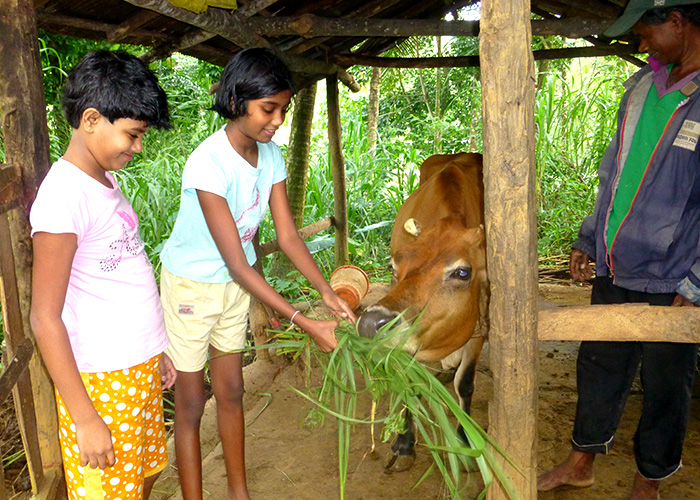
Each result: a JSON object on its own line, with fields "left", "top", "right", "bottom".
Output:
{"left": 30, "top": 232, "right": 116, "bottom": 469}
{"left": 268, "top": 182, "right": 356, "bottom": 323}
{"left": 197, "top": 190, "right": 339, "bottom": 352}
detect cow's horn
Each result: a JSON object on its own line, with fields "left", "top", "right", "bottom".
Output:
{"left": 404, "top": 218, "right": 421, "bottom": 236}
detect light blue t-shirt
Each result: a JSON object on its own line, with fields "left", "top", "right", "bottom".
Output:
{"left": 161, "top": 127, "right": 287, "bottom": 283}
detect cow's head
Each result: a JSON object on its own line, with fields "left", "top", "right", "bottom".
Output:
{"left": 357, "top": 217, "right": 488, "bottom": 362}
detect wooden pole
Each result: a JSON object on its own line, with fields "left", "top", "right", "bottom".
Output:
{"left": 0, "top": 0, "right": 62, "bottom": 483}
{"left": 480, "top": 1, "right": 538, "bottom": 499}
{"left": 326, "top": 73, "right": 349, "bottom": 268}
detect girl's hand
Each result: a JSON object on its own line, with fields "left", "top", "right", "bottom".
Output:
{"left": 160, "top": 353, "right": 177, "bottom": 390}
{"left": 321, "top": 291, "right": 357, "bottom": 324}
{"left": 76, "top": 416, "right": 116, "bottom": 469}
{"left": 301, "top": 318, "right": 340, "bottom": 352}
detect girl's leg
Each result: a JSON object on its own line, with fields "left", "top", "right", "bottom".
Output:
{"left": 144, "top": 471, "right": 162, "bottom": 499}
{"left": 174, "top": 369, "right": 208, "bottom": 500}
{"left": 209, "top": 348, "right": 249, "bottom": 500}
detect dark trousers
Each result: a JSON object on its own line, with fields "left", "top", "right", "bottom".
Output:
{"left": 572, "top": 276, "right": 698, "bottom": 479}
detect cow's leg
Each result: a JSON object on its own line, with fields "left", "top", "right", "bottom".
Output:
{"left": 454, "top": 335, "right": 485, "bottom": 424}
{"left": 384, "top": 409, "right": 416, "bottom": 472}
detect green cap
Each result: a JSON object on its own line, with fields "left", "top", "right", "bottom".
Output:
{"left": 604, "top": 0, "right": 700, "bottom": 37}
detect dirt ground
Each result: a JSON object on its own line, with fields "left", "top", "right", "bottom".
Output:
{"left": 150, "top": 282, "right": 700, "bottom": 500}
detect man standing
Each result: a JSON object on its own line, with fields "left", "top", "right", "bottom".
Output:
{"left": 537, "top": 1, "right": 700, "bottom": 499}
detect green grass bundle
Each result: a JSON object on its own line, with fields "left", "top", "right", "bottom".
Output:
{"left": 268, "top": 319, "right": 519, "bottom": 500}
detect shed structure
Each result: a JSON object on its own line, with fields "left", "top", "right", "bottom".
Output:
{"left": 3, "top": 1, "right": 698, "bottom": 500}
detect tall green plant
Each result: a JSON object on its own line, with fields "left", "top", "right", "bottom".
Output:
{"left": 535, "top": 55, "right": 633, "bottom": 262}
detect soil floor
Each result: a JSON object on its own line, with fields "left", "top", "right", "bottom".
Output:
{"left": 148, "top": 282, "right": 700, "bottom": 500}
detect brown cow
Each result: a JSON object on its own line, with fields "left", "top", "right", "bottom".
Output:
{"left": 357, "top": 152, "right": 489, "bottom": 471}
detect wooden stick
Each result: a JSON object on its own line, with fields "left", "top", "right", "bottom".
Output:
{"left": 259, "top": 217, "right": 335, "bottom": 257}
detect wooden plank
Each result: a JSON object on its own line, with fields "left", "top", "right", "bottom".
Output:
{"left": 0, "top": 339, "right": 34, "bottom": 405}
{"left": 538, "top": 304, "right": 700, "bottom": 342}
{"left": 0, "top": 216, "right": 45, "bottom": 492}
{"left": 480, "top": 0, "right": 538, "bottom": 499}
{"left": 326, "top": 74, "right": 349, "bottom": 268}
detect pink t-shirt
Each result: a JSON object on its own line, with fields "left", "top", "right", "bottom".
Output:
{"left": 30, "top": 159, "right": 168, "bottom": 373}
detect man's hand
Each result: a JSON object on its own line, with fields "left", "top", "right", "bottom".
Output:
{"left": 570, "top": 249, "right": 594, "bottom": 282}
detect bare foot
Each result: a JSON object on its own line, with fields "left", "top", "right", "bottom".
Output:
{"left": 537, "top": 450, "right": 595, "bottom": 492}
{"left": 629, "top": 472, "right": 660, "bottom": 500}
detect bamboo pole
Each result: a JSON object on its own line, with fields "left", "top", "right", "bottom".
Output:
{"left": 326, "top": 74, "right": 349, "bottom": 268}
{"left": 480, "top": 1, "right": 538, "bottom": 499}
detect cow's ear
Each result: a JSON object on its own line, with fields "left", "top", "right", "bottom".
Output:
{"left": 403, "top": 218, "right": 422, "bottom": 237}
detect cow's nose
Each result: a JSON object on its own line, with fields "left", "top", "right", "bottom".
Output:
{"left": 357, "top": 308, "right": 397, "bottom": 338}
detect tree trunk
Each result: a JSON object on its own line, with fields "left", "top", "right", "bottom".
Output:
{"left": 367, "top": 67, "right": 380, "bottom": 158}
{"left": 269, "top": 82, "right": 317, "bottom": 278}
{"left": 0, "top": 0, "right": 63, "bottom": 489}
{"left": 327, "top": 74, "right": 349, "bottom": 268}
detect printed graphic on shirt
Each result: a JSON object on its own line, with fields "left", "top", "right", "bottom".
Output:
{"left": 101, "top": 209, "right": 145, "bottom": 272}
{"left": 235, "top": 188, "right": 261, "bottom": 244}
{"left": 673, "top": 119, "right": 700, "bottom": 151}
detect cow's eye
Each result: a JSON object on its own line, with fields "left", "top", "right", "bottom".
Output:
{"left": 450, "top": 266, "right": 472, "bottom": 281}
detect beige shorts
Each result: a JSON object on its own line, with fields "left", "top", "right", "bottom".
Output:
{"left": 160, "top": 266, "right": 251, "bottom": 372}
{"left": 56, "top": 355, "right": 167, "bottom": 500}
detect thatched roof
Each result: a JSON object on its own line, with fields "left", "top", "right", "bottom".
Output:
{"left": 35, "top": 0, "right": 637, "bottom": 88}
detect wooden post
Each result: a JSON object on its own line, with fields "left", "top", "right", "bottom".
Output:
{"left": 0, "top": 0, "right": 63, "bottom": 484}
{"left": 480, "top": 1, "right": 538, "bottom": 499}
{"left": 327, "top": 73, "right": 349, "bottom": 268}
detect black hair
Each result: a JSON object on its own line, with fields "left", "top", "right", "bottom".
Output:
{"left": 213, "top": 47, "right": 295, "bottom": 120}
{"left": 641, "top": 5, "right": 700, "bottom": 27}
{"left": 62, "top": 50, "right": 171, "bottom": 129}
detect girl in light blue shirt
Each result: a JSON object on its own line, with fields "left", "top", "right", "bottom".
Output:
{"left": 160, "top": 48, "right": 355, "bottom": 500}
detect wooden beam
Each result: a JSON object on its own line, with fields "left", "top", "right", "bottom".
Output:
{"left": 141, "top": 29, "right": 216, "bottom": 64}
{"left": 107, "top": 10, "right": 161, "bottom": 42}
{"left": 36, "top": 13, "right": 171, "bottom": 42}
{"left": 481, "top": 0, "right": 538, "bottom": 498}
{"left": 333, "top": 43, "right": 640, "bottom": 68}
{"left": 283, "top": 0, "right": 404, "bottom": 56}
{"left": 123, "top": 0, "right": 360, "bottom": 91}
{"left": 532, "top": 7, "right": 645, "bottom": 69}
{"left": 244, "top": 14, "right": 613, "bottom": 39}
{"left": 327, "top": 74, "right": 349, "bottom": 268}
{"left": 141, "top": 0, "right": 276, "bottom": 63}
{"left": 539, "top": 304, "right": 700, "bottom": 342}
{"left": 124, "top": 0, "right": 265, "bottom": 47}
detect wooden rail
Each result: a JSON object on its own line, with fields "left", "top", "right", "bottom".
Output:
{"left": 538, "top": 304, "right": 700, "bottom": 342}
